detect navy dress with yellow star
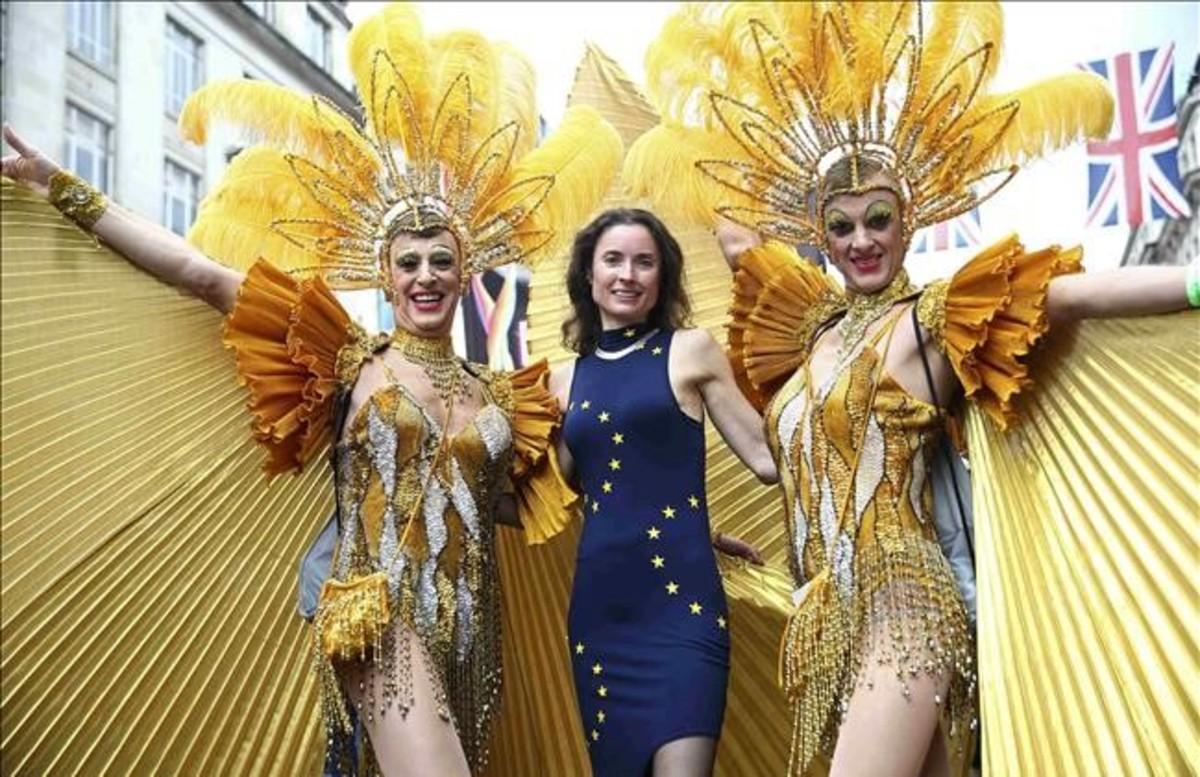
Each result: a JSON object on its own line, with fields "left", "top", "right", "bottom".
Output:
{"left": 563, "top": 325, "right": 730, "bottom": 776}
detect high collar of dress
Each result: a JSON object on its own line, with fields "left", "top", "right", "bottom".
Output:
{"left": 598, "top": 321, "right": 654, "bottom": 351}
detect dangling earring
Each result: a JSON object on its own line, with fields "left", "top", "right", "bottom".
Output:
{"left": 382, "top": 285, "right": 394, "bottom": 302}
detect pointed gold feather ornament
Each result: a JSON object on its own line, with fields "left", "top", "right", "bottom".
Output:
{"left": 179, "top": 2, "right": 621, "bottom": 289}
{"left": 626, "top": 1, "right": 1114, "bottom": 247}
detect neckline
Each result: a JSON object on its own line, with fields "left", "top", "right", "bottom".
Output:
{"left": 339, "top": 382, "right": 503, "bottom": 449}
{"left": 593, "top": 327, "right": 661, "bottom": 360}
{"left": 597, "top": 321, "right": 654, "bottom": 350}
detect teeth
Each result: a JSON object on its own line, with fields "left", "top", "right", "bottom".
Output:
{"left": 412, "top": 294, "right": 442, "bottom": 302}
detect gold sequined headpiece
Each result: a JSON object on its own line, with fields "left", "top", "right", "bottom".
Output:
{"left": 626, "top": 1, "right": 1114, "bottom": 248}
{"left": 179, "top": 2, "right": 621, "bottom": 290}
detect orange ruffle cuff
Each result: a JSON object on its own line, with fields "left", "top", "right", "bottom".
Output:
{"left": 507, "top": 360, "right": 580, "bottom": 544}
{"left": 918, "top": 234, "right": 1082, "bottom": 429}
{"left": 727, "top": 242, "right": 844, "bottom": 410}
{"left": 223, "top": 259, "right": 364, "bottom": 476}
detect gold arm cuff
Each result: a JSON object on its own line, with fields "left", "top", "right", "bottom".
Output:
{"left": 48, "top": 170, "right": 108, "bottom": 230}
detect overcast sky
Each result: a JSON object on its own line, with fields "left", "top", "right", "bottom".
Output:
{"left": 347, "top": 2, "right": 1199, "bottom": 278}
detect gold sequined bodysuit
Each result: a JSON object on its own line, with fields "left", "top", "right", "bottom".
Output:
{"left": 328, "top": 377, "right": 514, "bottom": 769}
{"left": 727, "top": 235, "right": 1083, "bottom": 775}
{"left": 223, "top": 260, "right": 576, "bottom": 775}
{"left": 767, "top": 309, "right": 975, "bottom": 770}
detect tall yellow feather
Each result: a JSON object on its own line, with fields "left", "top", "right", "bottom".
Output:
{"left": 486, "top": 105, "right": 623, "bottom": 264}
{"left": 345, "top": 2, "right": 431, "bottom": 147}
{"left": 913, "top": 1, "right": 1004, "bottom": 115}
{"left": 494, "top": 43, "right": 538, "bottom": 159}
{"left": 186, "top": 146, "right": 325, "bottom": 273}
{"left": 644, "top": 2, "right": 728, "bottom": 127}
{"left": 969, "top": 72, "right": 1115, "bottom": 168}
{"left": 178, "top": 80, "right": 378, "bottom": 184}
{"left": 429, "top": 30, "right": 501, "bottom": 161}
{"left": 622, "top": 121, "right": 753, "bottom": 228}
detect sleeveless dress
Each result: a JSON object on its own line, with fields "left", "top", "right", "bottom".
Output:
{"left": 562, "top": 326, "right": 730, "bottom": 776}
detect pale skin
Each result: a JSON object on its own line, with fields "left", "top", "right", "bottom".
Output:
{"left": 716, "top": 173, "right": 1191, "bottom": 777}
{"left": 2, "top": 123, "right": 502, "bottom": 777}
{"left": 549, "top": 221, "right": 777, "bottom": 777}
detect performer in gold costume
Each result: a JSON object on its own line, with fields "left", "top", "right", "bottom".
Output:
{"left": 1, "top": 4, "right": 618, "bottom": 775}
{"left": 626, "top": 3, "right": 1199, "bottom": 776}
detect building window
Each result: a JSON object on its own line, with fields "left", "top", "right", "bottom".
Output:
{"left": 165, "top": 19, "right": 204, "bottom": 117}
{"left": 241, "top": 1, "right": 272, "bottom": 21}
{"left": 163, "top": 160, "right": 201, "bottom": 236}
{"left": 67, "top": 1, "right": 115, "bottom": 68}
{"left": 306, "top": 6, "right": 331, "bottom": 72}
{"left": 64, "top": 104, "right": 112, "bottom": 194}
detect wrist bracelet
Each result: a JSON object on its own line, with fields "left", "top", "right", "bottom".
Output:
{"left": 1186, "top": 261, "right": 1200, "bottom": 309}
{"left": 48, "top": 170, "right": 108, "bottom": 230}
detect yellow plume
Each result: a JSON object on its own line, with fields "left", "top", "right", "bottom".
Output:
{"left": 969, "top": 72, "right": 1115, "bottom": 168}
{"left": 912, "top": 1, "right": 1003, "bottom": 115}
{"left": 429, "top": 30, "right": 501, "bottom": 161}
{"left": 188, "top": 146, "right": 323, "bottom": 272}
{"left": 346, "top": 1, "right": 431, "bottom": 147}
{"left": 486, "top": 105, "right": 623, "bottom": 263}
{"left": 495, "top": 43, "right": 538, "bottom": 159}
{"left": 623, "top": 122, "right": 752, "bottom": 228}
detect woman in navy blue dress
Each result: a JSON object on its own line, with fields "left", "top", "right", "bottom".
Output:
{"left": 549, "top": 209, "right": 778, "bottom": 776}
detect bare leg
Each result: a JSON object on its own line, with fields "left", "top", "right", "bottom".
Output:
{"left": 652, "top": 736, "right": 717, "bottom": 777}
{"left": 342, "top": 627, "right": 471, "bottom": 777}
{"left": 827, "top": 650, "right": 950, "bottom": 777}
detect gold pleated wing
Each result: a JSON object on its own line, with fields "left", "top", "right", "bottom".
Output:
{"left": 1, "top": 178, "right": 327, "bottom": 774}
{"left": 968, "top": 313, "right": 1200, "bottom": 774}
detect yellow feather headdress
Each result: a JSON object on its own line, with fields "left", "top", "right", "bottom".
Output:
{"left": 625, "top": 1, "right": 1115, "bottom": 247}
{"left": 179, "top": 2, "right": 622, "bottom": 289}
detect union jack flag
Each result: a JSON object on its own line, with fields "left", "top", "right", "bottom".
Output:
{"left": 911, "top": 208, "right": 981, "bottom": 253}
{"left": 1080, "top": 44, "right": 1189, "bottom": 227}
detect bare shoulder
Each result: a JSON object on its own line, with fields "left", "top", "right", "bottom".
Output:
{"left": 672, "top": 327, "right": 721, "bottom": 359}
{"left": 549, "top": 359, "right": 576, "bottom": 407}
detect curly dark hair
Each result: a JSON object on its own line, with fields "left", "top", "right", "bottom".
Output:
{"left": 561, "top": 208, "right": 693, "bottom": 355}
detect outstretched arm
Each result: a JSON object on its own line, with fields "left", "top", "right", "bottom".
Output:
{"left": 676, "top": 328, "right": 778, "bottom": 484}
{"left": 1047, "top": 264, "right": 1193, "bottom": 324}
{"left": 2, "top": 124, "right": 243, "bottom": 314}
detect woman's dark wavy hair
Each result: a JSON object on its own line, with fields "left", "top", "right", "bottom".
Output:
{"left": 562, "top": 208, "right": 693, "bottom": 355}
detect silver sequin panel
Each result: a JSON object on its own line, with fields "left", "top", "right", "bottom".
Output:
{"left": 854, "top": 414, "right": 886, "bottom": 522}
{"left": 417, "top": 466, "right": 449, "bottom": 635}
{"left": 368, "top": 403, "right": 402, "bottom": 574}
{"left": 448, "top": 457, "right": 481, "bottom": 542}
{"left": 455, "top": 569, "right": 475, "bottom": 662}
{"left": 776, "top": 391, "right": 810, "bottom": 573}
{"left": 474, "top": 404, "right": 512, "bottom": 462}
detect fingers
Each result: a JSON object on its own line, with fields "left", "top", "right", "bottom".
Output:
{"left": 3, "top": 123, "right": 36, "bottom": 157}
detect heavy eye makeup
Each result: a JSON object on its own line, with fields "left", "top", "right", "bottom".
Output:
{"left": 393, "top": 248, "right": 456, "bottom": 273}
{"left": 825, "top": 210, "right": 854, "bottom": 238}
{"left": 864, "top": 200, "right": 894, "bottom": 231}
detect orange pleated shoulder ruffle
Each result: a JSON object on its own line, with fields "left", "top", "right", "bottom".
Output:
{"left": 504, "top": 360, "right": 581, "bottom": 544}
{"left": 917, "top": 234, "right": 1082, "bottom": 429}
{"left": 726, "top": 241, "right": 844, "bottom": 410}
{"left": 222, "top": 258, "right": 371, "bottom": 476}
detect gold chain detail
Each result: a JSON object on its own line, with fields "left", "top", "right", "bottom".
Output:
{"left": 48, "top": 170, "right": 108, "bottom": 230}
{"left": 390, "top": 328, "right": 469, "bottom": 408}
{"left": 835, "top": 270, "right": 915, "bottom": 367}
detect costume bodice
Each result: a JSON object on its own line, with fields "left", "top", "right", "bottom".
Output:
{"left": 765, "top": 308, "right": 943, "bottom": 587}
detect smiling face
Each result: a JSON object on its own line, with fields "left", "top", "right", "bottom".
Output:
{"left": 589, "top": 223, "right": 662, "bottom": 329}
{"left": 385, "top": 229, "right": 462, "bottom": 337}
{"left": 823, "top": 175, "right": 907, "bottom": 294}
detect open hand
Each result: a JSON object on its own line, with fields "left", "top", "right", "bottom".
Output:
{"left": 2, "top": 124, "right": 61, "bottom": 197}
{"left": 712, "top": 531, "right": 765, "bottom": 566}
